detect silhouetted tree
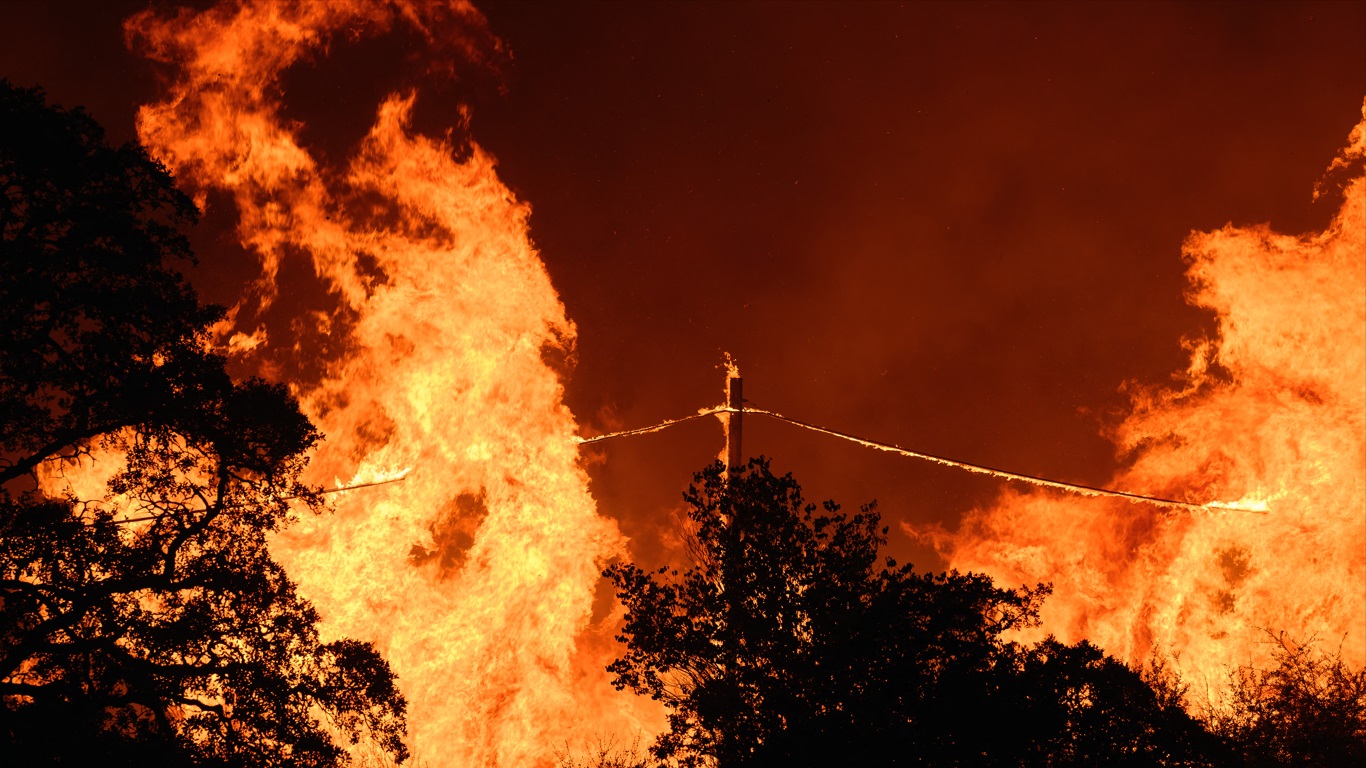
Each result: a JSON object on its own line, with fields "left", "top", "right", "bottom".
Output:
{"left": 555, "top": 735, "right": 651, "bottom": 768}
{"left": 606, "top": 458, "right": 1226, "bottom": 767}
{"left": 989, "top": 639, "right": 1232, "bottom": 767}
{"left": 0, "top": 81, "right": 407, "bottom": 767}
{"left": 1204, "top": 632, "right": 1366, "bottom": 767}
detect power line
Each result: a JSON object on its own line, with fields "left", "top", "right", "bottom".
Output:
{"left": 573, "top": 407, "right": 729, "bottom": 444}
{"left": 103, "top": 474, "right": 410, "bottom": 525}
{"left": 575, "top": 402, "right": 1264, "bottom": 514}
{"left": 742, "top": 406, "right": 1215, "bottom": 512}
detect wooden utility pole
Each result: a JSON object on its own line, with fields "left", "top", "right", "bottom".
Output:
{"left": 726, "top": 375, "right": 743, "bottom": 471}
{"left": 719, "top": 372, "right": 745, "bottom": 765}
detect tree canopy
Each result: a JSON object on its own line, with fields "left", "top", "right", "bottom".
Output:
{"left": 1205, "top": 632, "right": 1366, "bottom": 768}
{"left": 0, "top": 80, "right": 406, "bottom": 767}
{"left": 605, "top": 458, "right": 1227, "bottom": 767}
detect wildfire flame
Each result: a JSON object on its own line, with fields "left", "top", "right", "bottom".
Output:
{"left": 924, "top": 100, "right": 1366, "bottom": 701}
{"left": 126, "top": 1, "right": 657, "bottom": 764}
{"left": 110, "top": 0, "right": 1365, "bottom": 755}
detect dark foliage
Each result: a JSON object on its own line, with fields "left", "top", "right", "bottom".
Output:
{"left": 0, "top": 79, "right": 218, "bottom": 486}
{"left": 1205, "top": 632, "right": 1366, "bottom": 768}
{"left": 0, "top": 81, "right": 406, "bottom": 766}
{"left": 606, "top": 458, "right": 1227, "bottom": 767}
{"left": 988, "top": 639, "right": 1233, "bottom": 767}
{"left": 555, "top": 735, "right": 651, "bottom": 768}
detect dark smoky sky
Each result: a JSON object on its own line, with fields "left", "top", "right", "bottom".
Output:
{"left": 4, "top": 0, "right": 1365, "bottom": 570}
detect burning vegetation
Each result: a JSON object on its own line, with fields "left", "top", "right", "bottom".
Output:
{"left": 928, "top": 99, "right": 1366, "bottom": 702}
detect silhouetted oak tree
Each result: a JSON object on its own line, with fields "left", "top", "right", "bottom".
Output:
{"left": 0, "top": 81, "right": 406, "bottom": 767}
{"left": 606, "top": 458, "right": 1226, "bottom": 767}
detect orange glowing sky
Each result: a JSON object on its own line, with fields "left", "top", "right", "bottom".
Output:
{"left": 4, "top": 0, "right": 1364, "bottom": 569}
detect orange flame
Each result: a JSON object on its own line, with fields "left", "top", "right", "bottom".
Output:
{"left": 127, "top": 1, "right": 658, "bottom": 764}
{"left": 924, "top": 100, "right": 1366, "bottom": 702}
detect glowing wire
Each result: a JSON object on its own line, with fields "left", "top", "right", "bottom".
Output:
{"left": 292, "top": 473, "right": 410, "bottom": 499}
{"left": 104, "top": 474, "right": 411, "bottom": 524}
{"left": 573, "top": 407, "right": 730, "bottom": 444}
{"left": 737, "top": 406, "right": 1230, "bottom": 512}
{"left": 577, "top": 402, "right": 1261, "bottom": 514}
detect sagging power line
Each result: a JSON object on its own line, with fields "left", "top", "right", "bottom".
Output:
{"left": 573, "top": 375, "right": 1265, "bottom": 514}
